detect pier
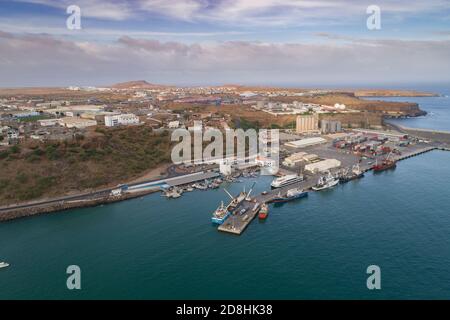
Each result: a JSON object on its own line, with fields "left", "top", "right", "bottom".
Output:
{"left": 218, "top": 144, "right": 443, "bottom": 235}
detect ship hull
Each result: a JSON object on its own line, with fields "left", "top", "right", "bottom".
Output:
{"left": 211, "top": 212, "right": 230, "bottom": 225}
{"left": 340, "top": 173, "right": 364, "bottom": 183}
{"left": 271, "top": 177, "right": 305, "bottom": 189}
{"left": 312, "top": 179, "right": 339, "bottom": 191}
{"left": 268, "top": 192, "right": 308, "bottom": 203}
{"left": 372, "top": 163, "right": 397, "bottom": 172}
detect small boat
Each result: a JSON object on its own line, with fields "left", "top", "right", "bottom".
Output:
{"left": 269, "top": 188, "right": 308, "bottom": 203}
{"left": 0, "top": 262, "right": 9, "bottom": 269}
{"left": 185, "top": 186, "right": 194, "bottom": 192}
{"left": 312, "top": 172, "right": 339, "bottom": 191}
{"left": 164, "top": 187, "right": 182, "bottom": 198}
{"left": 192, "top": 183, "right": 208, "bottom": 190}
{"left": 258, "top": 203, "right": 269, "bottom": 219}
{"left": 211, "top": 201, "right": 230, "bottom": 225}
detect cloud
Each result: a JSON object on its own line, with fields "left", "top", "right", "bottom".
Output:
{"left": 11, "top": 0, "right": 450, "bottom": 26}
{"left": 1, "top": 31, "right": 449, "bottom": 86}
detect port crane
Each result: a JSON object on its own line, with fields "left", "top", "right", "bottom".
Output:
{"left": 223, "top": 182, "right": 256, "bottom": 210}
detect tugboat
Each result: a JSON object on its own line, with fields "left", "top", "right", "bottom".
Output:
{"left": 269, "top": 188, "right": 308, "bottom": 203}
{"left": 372, "top": 151, "right": 397, "bottom": 172}
{"left": 258, "top": 203, "right": 269, "bottom": 219}
{"left": 312, "top": 172, "right": 339, "bottom": 191}
{"left": 211, "top": 201, "right": 230, "bottom": 224}
{"left": 340, "top": 164, "right": 365, "bottom": 183}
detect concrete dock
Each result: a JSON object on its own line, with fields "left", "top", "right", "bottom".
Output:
{"left": 218, "top": 144, "right": 441, "bottom": 235}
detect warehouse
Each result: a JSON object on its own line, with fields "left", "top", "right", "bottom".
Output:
{"left": 282, "top": 152, "right": 307, "bottom": 167}
{"left": 284, "top": 137, "right": 327, "bottom": 149}
{"left": 305, "top": 159, "right": 341, "bottom": 173}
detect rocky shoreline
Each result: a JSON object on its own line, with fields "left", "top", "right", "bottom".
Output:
{"left": 0, "top": 189, "right": 158, "bottom": 222}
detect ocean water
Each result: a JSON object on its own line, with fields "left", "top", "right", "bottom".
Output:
{"left": 1, "top": 150, "right": 450, "bottom": 300}
{"left": 363, "top": 86, "right": 450, "bottom": 131}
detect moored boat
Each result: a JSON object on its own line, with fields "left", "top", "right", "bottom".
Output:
{"left": 372, "top": 151, "right": 397, "bottom": 172}
{"left": 312, "top": 172, "right": 339, "bottom": 191}
{"left": 258, "top": 203, "right": 269, "bottom": 219}
{"left": 211, "top": 201, "right": 230, "bottom": 224}
{"left": 271, "top": 174, "right": 305, "bottom": 188}
{"left": 268, "top": 188, "right": 308, "bottom": 203}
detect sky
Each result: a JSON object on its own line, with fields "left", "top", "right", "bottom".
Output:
{"left": 0, "top": 0, "right": 450, "bottom": 87}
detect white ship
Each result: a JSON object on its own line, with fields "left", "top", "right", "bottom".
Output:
{"left": 312, "top": 172, "right": 339, "bottom": 191}
{"left": 271, "top": 174, "right": 304, "bottom": 188}
{"left": 0, "top": 262, "right": 9, "bottom": 269}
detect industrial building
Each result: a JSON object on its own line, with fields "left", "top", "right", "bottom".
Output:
{"left": 105, "top": 114, "right": 140, "bottom": 127}
{"left": 296, "top": 114, "right": 319, "bottom": 133}
{"left": 60, "top": 117, "right": 97, "bottom": 129}
{"left": 284, "top": 137, "right": 327, "bottom": 149}
{"left": 320, "top": 120, "right": 342, "bottom": 134}
{"left": 305, "top": 159, "right": 341, "bottom": 173}
{"left": 282, "top": 152, "right": 307, "bottom": 167}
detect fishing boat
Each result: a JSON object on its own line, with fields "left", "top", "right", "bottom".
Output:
{"left": 340, "top": 164, "right": 365, "bottom": 183}
{"left": 192, "top": 182, "right": 208, "bottom": 190}
{"left": 211, "top": 201, "right": 230, "bottom": 224}
{"left": 164, "top": 187, "right": 182, "bottom": 199}
{"left": 269, "top": 188, "right": 308, "bottom": 203}
{"left": 0, "top": 262, "right": 9, "bottom": 269}
{"left": 258, "top": 203, "right": 269, "bottom": 219}
{"left": 312, "top": 172, "right": 339, "bottom": 191}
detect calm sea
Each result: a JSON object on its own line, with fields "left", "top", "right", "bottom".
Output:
{"left": 1, "top": 150, "right": 450, "bottom": 299}
{"left": 363, "top": 85, "right": 450, "bottom": 131}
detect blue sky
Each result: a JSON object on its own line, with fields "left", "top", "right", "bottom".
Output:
{"left": 0, "top": 0, "right": 449, "bottom": 87}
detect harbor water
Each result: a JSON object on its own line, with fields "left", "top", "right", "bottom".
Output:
{"left": 1, "top": 150, "right": 450, "bottom": 299}
{"left": 363, "top": 86, "right": 450, "bottom": 132}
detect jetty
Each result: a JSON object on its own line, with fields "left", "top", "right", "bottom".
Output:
{"left": 218, "top": 144, "right": 443, "bottom": 235}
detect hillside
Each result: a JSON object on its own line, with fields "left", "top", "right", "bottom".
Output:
{"left": 110, "top": 80, "right": 172, "bottom": 89}
{"left": 0, "top": 126, "right": 172, "bottom": 205}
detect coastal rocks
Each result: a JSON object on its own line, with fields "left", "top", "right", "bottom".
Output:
{"left": 0, "top": 190, "right": 156, "bottom": 222}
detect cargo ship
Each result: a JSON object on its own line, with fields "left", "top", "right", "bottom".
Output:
{"left": 211, "top": 201, "right": 230, "bottom": 224}
{"left": 372, "top": 152, "right": 397, "bottom": 172}
{"left": 258, "top": 203, "right": 269, "bottom": 219}
{"left": 271, "top": 174, "right": 304, "bottom": 188}
{"left": 269, "top": 188, "right": 308, "bottom": 203}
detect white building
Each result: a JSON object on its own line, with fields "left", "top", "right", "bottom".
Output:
{"left": 168, "top": 121, "right": 180, "bottom": 129}
{"left": 284, "top": 137, "right": 327, "bottom": 149}
{"left": 105, "top": 114, "right": 140, "bottom": 127}
{"left": 38, "top": 119, "right": 62, "bottom": 127}
{"left": 305, "top": 159, "right": 341, "bottom": 173}
{"left": 61, "top": 117, "right": 97, "bottom": 129}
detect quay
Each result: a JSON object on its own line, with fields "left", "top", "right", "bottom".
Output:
{"left": 218, "top": 144, "right": 445, "bottom": 235}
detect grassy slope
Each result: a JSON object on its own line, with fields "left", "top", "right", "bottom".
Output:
{"left": 0, "top": 126, "right": 172, "bottom": 205}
